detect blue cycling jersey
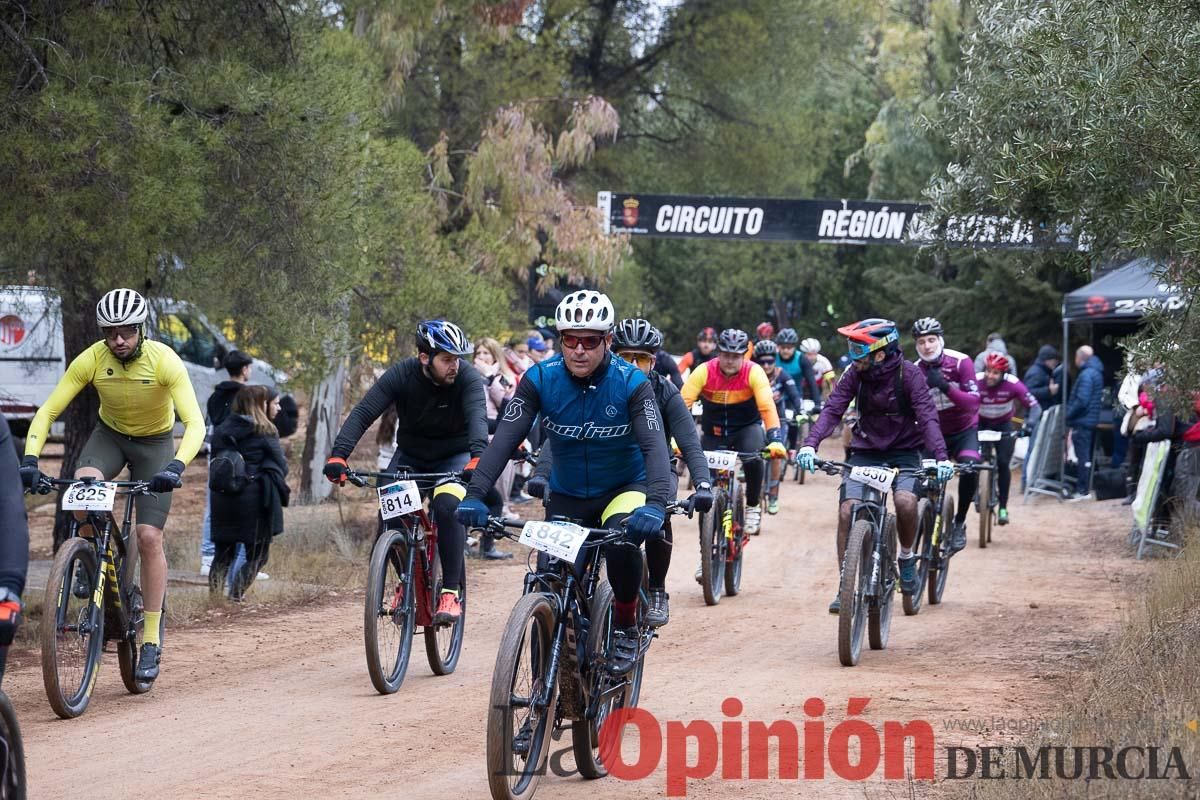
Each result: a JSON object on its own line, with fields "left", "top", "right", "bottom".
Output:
{"left": 524, "top": 353, "right": 649, "bottom": 498}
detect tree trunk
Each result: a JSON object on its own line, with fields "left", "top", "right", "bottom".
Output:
{"left": 298, "top": 356, "right": 348, "bottom": 504}
{"left": 52, "top": 274, "right": 101, "bottom": 551}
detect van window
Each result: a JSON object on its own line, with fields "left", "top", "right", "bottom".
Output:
{"left": 155, "top": 312, "right": 221, "bottom": 367}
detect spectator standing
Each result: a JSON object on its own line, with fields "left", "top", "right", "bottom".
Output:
{"left": 1066, "top": 345, "right": 1105, "bottom": 499}
{"left": 201, "top": 350, "right": 253, "bottom": 576}
{"left": 209, "top": 385, "right": 290, "bottom": 600}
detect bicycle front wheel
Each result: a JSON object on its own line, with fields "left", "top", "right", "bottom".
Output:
{"left": 364, "top": 529, "right": 416, "bottom": 695}
{"left": 868, "top": 516, "right": 897, "bottom": 650}
{"left": 424, "top": 541, "right": 465, "bottom": 676}
{"left": 838, "top": 520, "right": 873, "bottom": 667}
{"left": 41, "top": 538, "right": 104, "bottom": 719}
{"left": 725, "top": 479, "right": 746, "bottom": 596}
{"left": 486, "top": 593, "right": 559, "bottom": 800}
{"left": 903, "top": 499, "right": 934, "bottom": 616}
{"left": 977, "top": 470, "right": 992, "bottom": 549}
{"left": 0, "top": 691, "right": 25, "bottom": 800}
{"left": 574, "top": 582, "right": 641, "bottom": 780}
{"left": 928, "top": 494, "right": 955, "bottom": 605}
{"left": 698, "top": 493, "right": 726, "bottom": 606}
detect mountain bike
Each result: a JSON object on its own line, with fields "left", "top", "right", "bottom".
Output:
{"left": 346, "top": 467, "right": 468, "bottom": 695}
{"left": 906, "top": 462, "right": 992, "bottom": 614}
{"left": 975, "top": 429, "right": 1024, "bottom": 548}
{"left": 697, "top": 450, "right": 763, "bottom": 606}
{"left": 814, "top": 460, "right": 922, "bottom": 667}
{"left": 479, "top": 503, "right": 692, "bottom": 800}
{"left": 0, "top": 643, "right": 26, "bottom": 798}
{"left": 788, "top": 402, "right": 818, "bottom": 484}
{"left": 37, "top": 477, "right": 165, "bottom": 719}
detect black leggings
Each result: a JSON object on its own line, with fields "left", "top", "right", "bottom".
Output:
{"left": 210, "top": 539, "right": 270, "bottom": 601}
{"left": 991, "top": 430, "right": 1017, "bottom": 507}
{"left": 546, "top": 486, "right": 647, "bottom": 627}
{"left": 702, "top": 426, "right": 766, "bottom": 506}
{"left": 646, "top": 519, "right": 672, "bottom": 590}
{"left": 429, "top": 492, "right": 465, "bottom": 592}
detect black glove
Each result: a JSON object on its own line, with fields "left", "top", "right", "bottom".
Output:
{"left": 526, "top": 474, "right": 549, "bottom": 499}
{"left": 0, "top": 595, "right": 21, "bottom": 647}
{"left": 689, "top": 484, "right": 714, "bottom": 514}
{"left": 149, "top": 459, "right": 185, "bottom": 493}
{"left": 323, "top": 457, "right": 349, "bottom": 485}
{"left": 19, "top": 455, "right": 45, "bottom": 492}
{"left": 925, "top": 368, "right": 949, "bottom": 392}
{"left": 460, "top": 456, "right": 480, "bottom": 483}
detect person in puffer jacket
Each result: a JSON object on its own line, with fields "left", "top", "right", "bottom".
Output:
{"left": 1066, "top": 346, "right": 1105, "bottom": 499}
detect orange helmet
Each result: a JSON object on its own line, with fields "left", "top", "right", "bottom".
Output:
{"left": 837, "top": 318, "right": 899, "bottom": 361}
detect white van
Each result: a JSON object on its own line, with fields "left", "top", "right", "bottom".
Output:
{"left": 0, "top": 286, "right": 285, "bottom": 437}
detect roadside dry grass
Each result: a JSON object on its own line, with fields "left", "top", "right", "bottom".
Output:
{"left": 945, "top": 518, "right": 1200, "bottom": 798}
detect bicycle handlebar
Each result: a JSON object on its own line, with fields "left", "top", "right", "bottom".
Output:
{"left": 481, "top": 501, "right": 695, "bottom": 543}
{"left": 35, "top": 476, "right": 155, "bottom": 495}
{"left": 345, "top": 468, "right": 465, "bottom": 488}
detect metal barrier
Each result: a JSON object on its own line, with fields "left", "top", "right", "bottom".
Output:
{"left": 1024, "top": 405, "right": 1071, "bottom": 502}
{"left": 1130, "top": 440, "right": 1178, "bottom": 559}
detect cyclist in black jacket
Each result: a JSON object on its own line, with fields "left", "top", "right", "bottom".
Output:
{"left": 324, "top": 320, "right": 487, "bottom": 626}
{"left": 531, "top": 319, "right": 713, "bottom": 628}
{"left": 0, "top": 415, "right": 28, "bottom": 643}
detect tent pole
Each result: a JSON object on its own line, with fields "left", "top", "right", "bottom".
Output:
{"left": 1060, "top": 314, "right": 1069, "bottom": 494}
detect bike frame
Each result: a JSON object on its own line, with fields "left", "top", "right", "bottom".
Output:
{"left": 848, "top": 485, "right": 895, "bottom": 602}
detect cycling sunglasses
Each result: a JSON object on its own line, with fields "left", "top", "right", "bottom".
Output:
{"left": 618, "top": 351, "right": 655, "bottom": 368}
{"left": 561, "top": 333, "right": 606, "bottom": 351}
{"left": 758, "top": 357, "right": 777, "bottom": 366}
{"left": 102, "top": 325, "right": 140, "bottom": 341}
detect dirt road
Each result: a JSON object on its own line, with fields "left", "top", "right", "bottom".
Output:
{"left": 8, "top": 470, "right": 1143, "bottom": 799}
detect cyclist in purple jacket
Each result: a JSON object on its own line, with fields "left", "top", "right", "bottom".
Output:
{"left": 977, "top": 351, "right": 1041, "bottom": 526}
{"left": 912, "top": 317, "right": 981, "bottom": 553}
{"left": 796, "top": 319, "right": 952, "bottom": 613}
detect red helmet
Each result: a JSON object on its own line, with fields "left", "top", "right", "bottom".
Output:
{"left": 836, "top": 318, "right": 899, "bottom": 361}
{"left": 984, "top": 352, "right": 1009, "bottom": 372}
{"left": 756, "top": 321, "right": 775, "bottom": 340}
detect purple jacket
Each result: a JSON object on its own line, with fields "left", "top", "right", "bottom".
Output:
{"left": 914, "top": 348, "right": 980, "bottom": 436}
{"left": 805, "top": 351, "right": 948, "bottom": 460}
{"left": 977, "top": 373, "right": 1039, "bottom": 428}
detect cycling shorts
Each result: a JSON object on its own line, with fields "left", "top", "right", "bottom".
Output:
{"left": 77, "top": 421, "right": 176, "bottom": 529}
{"left": 839, "top": 449, "right": 923, "bottom": 502}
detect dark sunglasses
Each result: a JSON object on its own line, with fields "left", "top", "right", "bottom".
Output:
{"left": 561, "top": 333, "right": 605, "bottom": 351}
{"left": 758, "top": 357, "right": 776, "bottom": 365}
{"left": 102, "top": 325, "right": 139, "bottom": 341}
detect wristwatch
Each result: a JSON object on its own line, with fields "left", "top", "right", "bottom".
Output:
{"left": 696, "top": 481, "right": 712, "bottom": 491}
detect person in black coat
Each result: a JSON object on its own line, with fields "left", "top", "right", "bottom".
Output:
{"left": 210, "top": 385, "right": 290, "bottom": 600}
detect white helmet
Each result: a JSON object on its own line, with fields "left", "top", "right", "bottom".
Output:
{"left": 554, "top": 290, "right": 615, "bottom": 332}
{"left": 800, "top": 338, "right": 821, "bottom": 354}
{"left": 96, "top": 289, "right": 148, "bottom": 327}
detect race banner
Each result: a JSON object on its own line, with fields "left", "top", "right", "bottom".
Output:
{"left": 598, "top": 192, "right": 1088, "bottom": 251}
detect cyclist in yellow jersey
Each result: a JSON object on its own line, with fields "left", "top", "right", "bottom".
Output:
{"left": 20, "top": 289, "right": 204, "bottom": 683}
{"left": 681, "top": 328, "right": 788, "bottom": 535}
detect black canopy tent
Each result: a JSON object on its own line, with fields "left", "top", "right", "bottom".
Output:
{"left": 1052, "top": 258, "right": 1183, "bottom": 494}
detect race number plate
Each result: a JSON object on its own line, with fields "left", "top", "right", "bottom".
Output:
{"left": 848, "top": 466, "right": 896, "bottom": 493}
{"left": 377, "top": 481, "right": 422, "bottom": 520}
{"left": 518, "top": 521, "right": 589, "bottom": 562}
{"left": 61, "top": 481, "right": 117, "bottom": 512}
{"left": 978, "top": 429, "right": 1003, "bottom": 442}
{"left": 705, "top": 450, "right": 739, "bottom": 472}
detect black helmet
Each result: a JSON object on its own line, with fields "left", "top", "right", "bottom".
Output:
{"left": 754, "top": 339, "right": 778, "bottom": 358}
{"left": 717, "top": 328, "right": 749, "bottom": 353}
{"left": 613, "top": 318, "right": 663, "bottom": 351}
{"left": 911, "top": 317, "right": 943, "bottom": 337}
{"left": 775, "top": 327, "right": 799, "bottom": 345}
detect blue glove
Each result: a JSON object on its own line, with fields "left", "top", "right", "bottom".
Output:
{"left": 936, "top": 460, "right": 955, "bottom": 483}
{"left": 625, "top": 504, "right": 666, "bottom": 543}
{"left": 796, "top": 446, "right": 817, "bottom": 473}
{"left": 455, "top": 497, "right": 490, "bottom": 528}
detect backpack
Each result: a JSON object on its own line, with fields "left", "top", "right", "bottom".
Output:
{"left": 209, "top": 442, "right": 249, "bottom": 494}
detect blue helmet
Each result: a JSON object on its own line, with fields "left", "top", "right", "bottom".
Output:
{"left": 416, "top": 320, "right": 472, "bottom": 356}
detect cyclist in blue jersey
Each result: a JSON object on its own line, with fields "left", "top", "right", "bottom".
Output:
{"left": 775, "top": 328, "right": 822, "bottom": 453}
{"left": 457, "top": 291, "right": 674, "bottom": 676}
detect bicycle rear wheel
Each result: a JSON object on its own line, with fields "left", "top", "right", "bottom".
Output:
{"left": 698, "top": 493, "right": 726, "bottom": 606}
{"left": 903, "top": 499, "right": 934, "bottom": 616}
{"left": 573, "top": 582, "right": 640, "bottom": 780}
{"left": 424, "top": 539, "right": 466, "bottom": 676}
{"left": 928, "top": 494, "right": 955, "bottom": 605}
{"left": 486, "top": 592, "right": 558, "bottom": 800}
{"left": 724, "top": 480, "right": 746, "bottom": 596}
{"left": 868, "top": 515, "right": 897, "bottom": 650}
{"left": 838, "top": 520, "right": 873, "bottom": 667}
{"left": 977, "top": 470, "right": 992, "bottom": 549}
{"left": 364, "top": 529, "right": 416, "bottom": 695}
{"left": 41, "top": 538, "right": 104, "bottom": 719}
{"left": 118, "top": 587, "right": 166, "bottom": 695}
{"left": 0, "top": 691, "right": 25, "bottom": 800}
